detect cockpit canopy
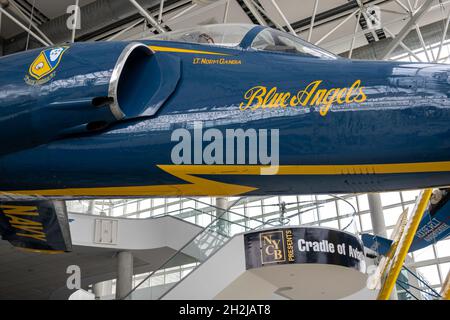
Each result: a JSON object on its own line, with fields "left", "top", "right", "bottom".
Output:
{"left": 150, "top": 24, "right": 254, "bottom": 47}
{"left": 149, "top": 24, "right": 337, "bottom": 60}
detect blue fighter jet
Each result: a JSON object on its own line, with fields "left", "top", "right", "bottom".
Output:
{"left": 1, "top": 24, "right": 450, "bottom": 252}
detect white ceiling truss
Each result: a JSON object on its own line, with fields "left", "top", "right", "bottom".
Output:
{"left": 0, "top": 1, "right": 450, "bottom": 58}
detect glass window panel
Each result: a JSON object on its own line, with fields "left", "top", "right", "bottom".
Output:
{"left": 150, "top": 275, "right": 164, "bottom": 286}
{"left": 381, "top": 192, "right": 401, "bottom": 206}
{"left": 199, "top": 197, "right": 212, "bottom": 204}
{"left": 386, "top": 228, "right": 394, "bottom": 239}
{"left": 197, "top": 214, "right": 211, "bottom": 227}
{"left": 318, "top": 201, "right": 337, "bottom": 220}
{"left": 230, "top": 224, "right": 246, "bottom": 235}
{"left": 338, "top": 196, "right": 357, "bottom": 216}
{"left": 413, "top": 245, "right": 436, "bottom": 262}
{"left": 248, "top": 219, "right": 261, "bottom": 230}
{"left": 165, "top": 271, "right": 181, "bottom": 284}
{"left": 316, "top": 195, "right": 333, "bottom": 201}
{"left": 285, "top": 203, "right": 299, "bottom": 216}
{"left": 263, "top": 197, "right": 279, "bottom": 205}
{"left": 402, "top": 190, "right": 420, "bottom": 201}
{"left": 112, "top": 206, "right": 124, "bottom": 217}
{"left": 151, "top": 24, "right": 255, "bottom": 47}
{"left": 168, "top": 203, "right": 181, "bottom": 213}
{"left": 140, "top": 199, "right": 152, "bottom": 210}
{"left": 264, "top": 204, "right": 280, "bottom": 214}
{"left": 183, "top": 200, "right": 196, "bottom": 210}
{"left": 288, "top": 215, "right": 300, "bottom": 226}
{"left": 153, "top": 207, "right": 165, "bottom": 216}
{"left": 185, "top": 216, "right": 196, "bottom": 224}
{"left": 383, "top": 206, "right": 404, "bottom": 227}
{"left": 320, "top": 220, "right": 339, "bottom": 229}
{"left": 416, "top": 51, "right": 427, "bottom": 61}
{"left": 360, "top": 213, "right": 372, "bottom": 231}
{"left": 358, "top": 195, "right": 369, "bottom": 211}
{"left": 340, "top": 217, "right": 359, "bottom": 233}
{"left": 125, "top": 202, "right": 138, "bottom": 214}
{"left": 404, "top": 204, "right": 415, "bottom": 215}
{"left": 300, "top": 208, "right": 317, "bottom": 224}
{"left": 140, "top": 211, "right": 151, "bottom": 218}
{"left": 264, "top": 213, "right": 280, "bottom": 224}
{"left": 247, "top": 205, "right": 262, "bottom": 217}
{"left": 232, "top": 207, "right": 245, "bottom": 219}
{"left": 417, "top": 265, "right": 441, "bottom": 286}
{"left": 435, "top": 238, "right": 450, "bottom": 258}
{"left": 439, "top": 262, "right": 450, "bottom": 280}
{"left": 251, "top": 28, "right": 336, "bottom": 59}
{"left": 299, "top": 195, "right": 315, "bottom": 203}
{"left": 181, "top": 268, "right": 194, "bottom": 278}
{"left": 280, "top": 196, "right": 297, "bottom": 203}
{"left": 153, "top": 198, "right": 165, "bottom": 207}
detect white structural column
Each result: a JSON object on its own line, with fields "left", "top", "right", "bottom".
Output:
{"left": 367, "top": 193, "right": 387, "bottom": 237}
{"left": 367, "top": 193, "right": 398, "bottom": 300}
{"left": 115, "top": 251, "right": 134, "bottom": 300}
{"left": 93, "top": 280, "right": 113, "bottom": 300}
{"left": 216, "top": 197, "right": 229, "bottom": 236}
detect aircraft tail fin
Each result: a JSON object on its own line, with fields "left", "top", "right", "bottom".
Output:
{"left": 0, "top": 200, "right": 72, "bottom": 253}
{"left": 361, "top": 233, "right": 393, "bottom": 255}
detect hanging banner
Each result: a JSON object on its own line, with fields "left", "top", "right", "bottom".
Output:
{"left": 244, "top": 227, "right": 365, "bottom": 271}
{"left": 0, "top": 200, "right": 72, "bottom": 253}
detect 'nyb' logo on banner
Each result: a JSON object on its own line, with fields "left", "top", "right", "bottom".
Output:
{"left": 26, "top": 46, "right": 69, "bottom": 85}
{"left": 260, "top": 230, "right": 285, "bottom": 264}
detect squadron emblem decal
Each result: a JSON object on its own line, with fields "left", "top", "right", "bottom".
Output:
{"left": 25, "top": 46, "right": 69, "bottom": 85}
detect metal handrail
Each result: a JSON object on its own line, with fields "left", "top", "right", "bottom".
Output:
{"left": 403, "top": 265, "right": 442, "bottom": 298}
{"left": 119, "top": 194, "right": 361, "bottom": 299}
{"left": 396, "top": 280, "right": 420, "bottom": 300}
{"left": 396, "top": 278, "right": 440, "bottom": 299}
{"left": 119, "top": 197, "right": 244, "bottom": 300}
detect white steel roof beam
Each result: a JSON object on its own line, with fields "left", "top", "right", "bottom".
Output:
{"left": 128, "top": 0, "right": 165, "bottom": 33}
{"left": 7, "top": 0, "right": 53, "bottom": 45}
{"left": 315, "top": 9, "right": 360, "bottom": 46}
{"left": 269, "top": 0, "right": 296, "bottom": 35}
{"left": 380, "top": 0, "right": 434, "bottom": 59}
{"left": 242, "top": 0, "right": 267, "bottom": 26}
{"left": 308, "top": 0, "right": 319, "bottom": 42}
{"left": 0, "top": 6, "right": 49, "bottom": 47}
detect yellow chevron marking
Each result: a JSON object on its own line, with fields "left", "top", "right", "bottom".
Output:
{"left": 149, "top": 45, "right": 230, "bottom": 56}
{"left": 18, "top": 248, "right": 65, "bottom": 255}
{"left": 3, "top": 161, "right": 450, "bottom": 197}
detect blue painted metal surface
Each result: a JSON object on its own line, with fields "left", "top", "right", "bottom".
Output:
{"left": 0, "top": 25, "right": 450, "bottom": 198}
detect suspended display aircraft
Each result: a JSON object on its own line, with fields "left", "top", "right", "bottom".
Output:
{"left": 1, "top": 24, "right": 450, "bottom": 252}
{"left": 362, "top": 188, "right": 450, "bottom": 255}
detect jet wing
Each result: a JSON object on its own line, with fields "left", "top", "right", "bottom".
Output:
{"left": 0, "top": 200, "right": 72, "bottom": 253}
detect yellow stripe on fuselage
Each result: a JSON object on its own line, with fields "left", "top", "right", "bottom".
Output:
{"left": 18, "top": 248, "right": 65, "bottom": 254}
{"left": 3, "top": 161, "right": 450, "bottom": 197}
{"left": 149, "top": 45, "right": 230, "bottom": 56}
